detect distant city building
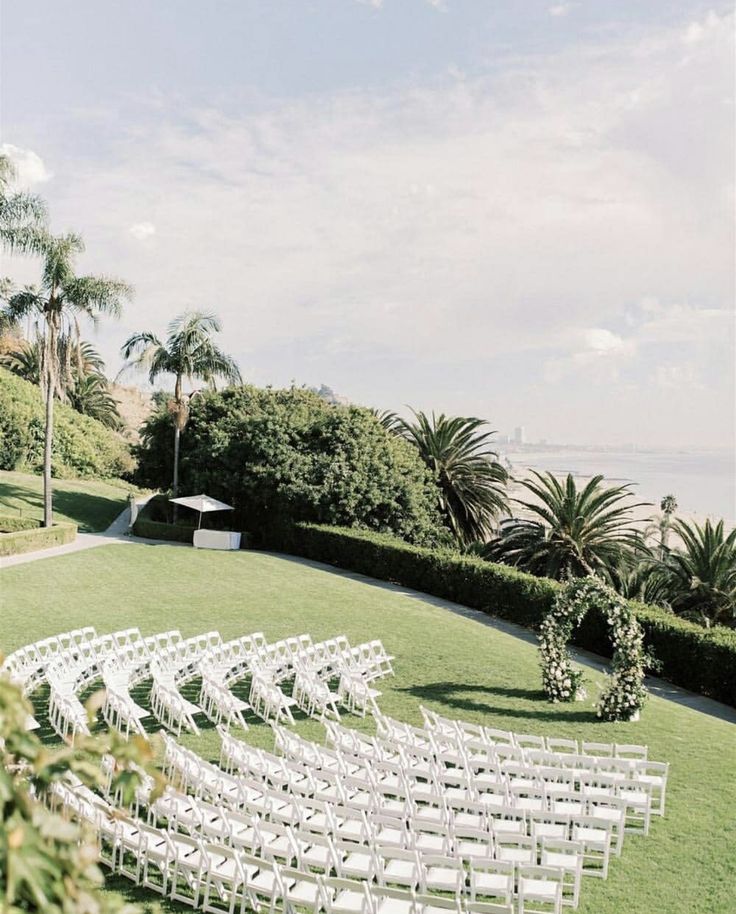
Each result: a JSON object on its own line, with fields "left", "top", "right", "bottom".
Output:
{"left": 514, "top": 425, "right": 525, "bottom": 445}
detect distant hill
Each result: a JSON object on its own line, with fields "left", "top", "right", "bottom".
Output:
{"left": 311, "top": 384, "right": 350, "bottom": 406}
{"left": 110, "top": 383, "right": 154, "bottom": 441}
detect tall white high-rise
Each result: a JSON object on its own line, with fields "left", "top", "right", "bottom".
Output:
{"left": 514, "top": 425, "right": 525, "bottom": 445}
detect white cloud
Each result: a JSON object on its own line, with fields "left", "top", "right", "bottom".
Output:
{"left": 548, "top": 3, "right": 573, "bottom": 17}
{"left": 682, "top": 9, "right": 723, "bottom": 44}
{"left": 0, "top": 143, "right": 51, "bottom": 186}
{"left": 128, "top": 222, "right": 156, "bottom": 241}
{"left": 5, "top": 10, "right": 733, "bottom": 446}
{"left": 583, "top": 328, "right": 626, "bottom": 353}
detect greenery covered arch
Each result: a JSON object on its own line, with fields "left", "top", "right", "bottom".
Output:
{"left": 538, "top": 577, "right": 647, "bottom": 721}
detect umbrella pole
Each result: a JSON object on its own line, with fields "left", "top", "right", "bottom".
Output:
{"left": 198, "top": 511, "right": 203, "bottom": 529}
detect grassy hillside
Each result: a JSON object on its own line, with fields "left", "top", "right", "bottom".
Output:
{"left": 0, "top": 367, "right": 134, "bottom": 479}
{"left": 1, "top": 544, "right": 734, "bottom": 913}
{"left": 0, "top": 470, "right": 136, "bottom": 532}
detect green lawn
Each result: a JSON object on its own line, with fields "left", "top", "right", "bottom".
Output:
{"left": 0, "top": 470, "right": 136, "bottom": 532}
{"left": 1, "top": 543, "right": 734, "bottom": 913}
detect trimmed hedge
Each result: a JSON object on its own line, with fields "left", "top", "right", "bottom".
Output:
{"left": 0, "top": 521, "right": 77, "bottom": 556}
{"left": 0, "top": 515, "right": 40, "bottom": 533}
{"left": 273, "top": 522, "right": 736, "bottom": 708}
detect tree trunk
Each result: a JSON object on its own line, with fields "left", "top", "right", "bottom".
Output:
{"left": 172, "top": 424, "right": 181, "bottom": 522}
{"left": 43, "top": 371, "right": 54, "bottom": 528}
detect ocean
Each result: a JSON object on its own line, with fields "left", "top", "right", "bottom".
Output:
{"left": 501, "top": 447, "right": 736, "bottom": 525}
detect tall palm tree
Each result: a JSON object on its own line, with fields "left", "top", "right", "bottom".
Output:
{"left": 0, "top": 153, "right": 47, "bottom": 255}
{"left": 397, "top": 411, "right": 508, "bottom": 546}
{"left": 1, "top": 232, "right": 131, "bottom": 526}
{"left": 657, "top": 494, "right": 678, "bottom": 557}
{"left": 486, "top": 471, "right": 647, "bottom": 581}
{"left": 657, "top": 519, "right": 736, "bottom": 628}
{"left": 120, "top": 311, "right": 241, "bottom": 507}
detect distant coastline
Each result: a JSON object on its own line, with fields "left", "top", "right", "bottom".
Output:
{"left": 499, "top": 445, "right": 735, "bottom": 526}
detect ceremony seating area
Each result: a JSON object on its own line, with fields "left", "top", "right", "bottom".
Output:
{"left": 3, "top": 626, "right": 671, "bottom": 914}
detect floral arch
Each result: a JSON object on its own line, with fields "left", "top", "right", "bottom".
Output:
{"left": 538, "top": 576, "right": 647, "bottom": 722}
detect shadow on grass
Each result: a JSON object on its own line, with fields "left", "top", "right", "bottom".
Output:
{"left": 0, "top": 479, "right": 125, "bottom": 532}
{"left": 103, "top": 873, "right": 191, "bottom": 912}
{"left": 399, "top": 681, "right": 599, "bottom": 724}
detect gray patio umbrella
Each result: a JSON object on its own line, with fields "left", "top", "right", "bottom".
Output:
{"left": 168, "top": 494, "right": 234, "bottom": 529}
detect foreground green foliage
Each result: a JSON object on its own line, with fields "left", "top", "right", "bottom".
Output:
{"left": 0, "top": 469, "right": 133, "bottom": 532}
{"left": 487, "top": 472, "right": 646, "bottom": 580}
{"left": 135, "top": 386, "right": 447, "bottom": 545}
{"left": 0, "top": 369, "right": 133, "bottom": 481}
{"left": 0, "top": 674, "right": 161, "bottom": 913}
{"left": 275, "top": 522, "right": 736, "bottom": 706}
{"left": 1, "top": 543, "right": 734, "bottom": 913}
{"left": 396, "top": 411, "right": 508, "bottom": 547}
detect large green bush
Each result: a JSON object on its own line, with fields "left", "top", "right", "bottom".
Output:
{"left": 0, "top": 367, "right": 133, "bottom": 479}
{"left": 135, "top": 386, "right": 447, "bottom": 545}
{"left": 273, "top": 522, "right": 736, "bottom": 707}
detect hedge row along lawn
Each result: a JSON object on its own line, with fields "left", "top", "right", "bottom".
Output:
{"left": 1, "top": 543, "right": 734, "bottom": 913}
{"left": 272, "top": 523, "right": 736, "bottom": 707}
{"left": 0, "top": 469, "right": 135, "bottom": 533}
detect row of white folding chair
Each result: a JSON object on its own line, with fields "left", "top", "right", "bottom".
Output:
{"left": 151, "top": 675, "right": 201, "bottom": 736}
{"left": 419, "top": 708, "right": 649, "bottom": 760}
{"left": 199, "top": 672, "right": 251, "bottom": 730}
{"left": 123, "top": 763, "right": 574, "bottom": 912}
{"left": 169, "top": 731, "right": 618, "bottom": 878}
{"left": 102, "top": 689, "right": 147, "bottom": 738}
{"left": 1, "top": 627, "right": 97, "bottom": 693}
{"left": 99, "top": 752, "right": 590, "bottom": 906}
{"left": 341, "top": 641, "right": 396, "bottom": 682}
{"left": 54, "top": 775, "right": 520, "bottom": 914}
{"left": 338, "top": 673, "right": 382, "bottom": 717}
{"left": 48, "top": 687, "right": 90, "bottom": 741}
{"left": 102, "top": 658, "right": 149, "bottom": 719}
{"left": 249, "top": 672, "right": 297, "bottom": 724}
{"left": 300, "top": 726, "right": 576, "bottom": 808}
{"left": 231, "top": 725, "right": 626, "bottom": 852}
{"left": 292, "top": 668, "right": 342, "bottom": 720}
{"left": 148, "top": 789, "right": 574, "bottom": 911}
{"left": 368, "top": 718, "right": 661, "bottom": 826}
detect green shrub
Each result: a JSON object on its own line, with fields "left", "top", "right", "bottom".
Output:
{"left": 134, "top": 386, "right": 447, "bottom": 546}
{"left": 0, "top": 514, "right": 40, "bottom": 533}
{"left": 0, "top": 522, "right": 77, "bottom": 556}
{"left": 0, "top": 367, "right": 134, "bottom": 479}
{"left": 273, "top": 522, "right": 736, "bottom": 707}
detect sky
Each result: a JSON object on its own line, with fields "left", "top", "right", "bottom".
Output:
{"left": 1, "top": 0, "right": 734, "bottom": 448}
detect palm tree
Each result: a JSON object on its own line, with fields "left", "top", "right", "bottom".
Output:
{"left": 120, "top": 311, "right": 241, "bottom": 508}
{"left": 657, "top": 519, "right": 736, "bottom": 627}
{"left": 657, "top": 494, "right": 678, "bottom": 557}
{"left": 0, "top": 153, "right": 47, "bottom": 254}
{"left": 1, "top": 232, "right": 131, "bottom": 526}
{"left": 397, "top": 411, "right": 508, "bottom": 546}
{"left": 486, "top": 471, "right": 647, "bottom": 581}
{"left": 67, "top": 372, "right": 124, "bottom": 431}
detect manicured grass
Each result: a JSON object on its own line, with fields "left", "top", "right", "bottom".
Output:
{"left": 1, "top": 543, "right": 734, "bottom": 913}
{"left": 0, "top": 470, "right": 135, "bottom": 532}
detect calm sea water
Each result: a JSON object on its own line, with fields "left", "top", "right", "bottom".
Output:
{"left": 502, "top": 448, "right": 736, "bottom": 524}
